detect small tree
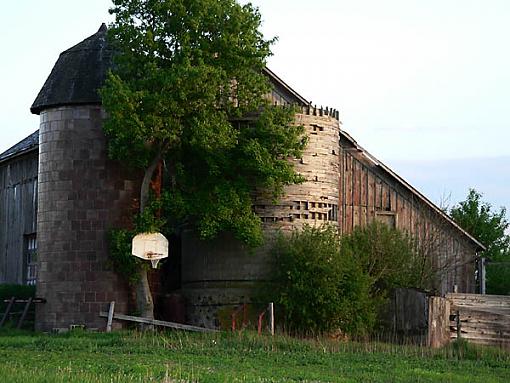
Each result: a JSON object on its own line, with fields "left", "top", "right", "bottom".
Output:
{"left": 269, "top": 225, "right": 374, "bottom": 335}
{"left": 341, "top": 222, "right": 431, "bottom": 299}
{"left": 101, "top": 0, "right": 306, "bottom": 320}
{"left": 268, "top": 222, "right": 431, "bottom": 336}
{"left": 450, "top": 189, "right": 510, "bottom": 295}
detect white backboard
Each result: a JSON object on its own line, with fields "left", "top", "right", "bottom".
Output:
{"left": 132, "top": 232, "right": 169, "bottom": 268}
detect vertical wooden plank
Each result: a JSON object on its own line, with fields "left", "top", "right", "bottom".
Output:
{"left": 17, "top": 297, "right": 33, "bottom": 329}
{"left": 0, "top": 297, "right": 15, "bottom": 328}
{"left": 427, "top": 296, "right": 450, "bottom": 348}
{"left": 375, "top": 180, "right": 382, "bottom": 211}
{"left": 344, "top": 154, "right": 352, "bottom": 233}
{"left": 360, "top": 167, "right": 368, "bottom": 226}
{"left": 398, "top": 196, "right": 406, "bottom": 231}
{"left": 360, "top": 166, "right": 367, "bottom": 207}
{"left": 353, "top": 160, "right": 361, "bottom": 228}
{"left": 338, "top": 149, "right": 344, "bottom": 233}
{"left": 106, "top": 301, "right": 115, "bottom": 332}
{"left": 269, "top": 302, "right": 274, "bottom": 336}
{"left": 390, "top": 188, "right": 397, "bottom": 212}
{"left": 381, "top": 183, "right": 387, "bottom": 211}
{"left": 353, "top": 160, "right": 360, "bottom": 207}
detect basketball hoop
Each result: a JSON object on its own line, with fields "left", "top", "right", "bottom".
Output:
{"left": 132, "top": 232, "right": 169, "bottom": 268}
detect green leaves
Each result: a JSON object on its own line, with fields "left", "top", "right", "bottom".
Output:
{"left": 451, "top": 189, "right": 510, "bottom": 294}
{"left": 102, "top": 0, "right": 306, "bottom": 247}
{"left": 268, "top": 225, "right": 374, "bottom": 336}
{"left": 268, "top": 223, "right": 431, "bottom": 336}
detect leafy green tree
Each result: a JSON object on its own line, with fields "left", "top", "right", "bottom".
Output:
{"left": 340, "top": 221, "right": 431, "bottom": 298}
{"left": 267, "top": 222, "right": 429, "bottom": 336}
{"left": 450, "top": 189, "right": 510, "bottom": 295}
{"left": 101, "top": 0, "right": 306, "bottom": 320}
{"left": 269, "top": 225, "right": 374, "bottom": 335}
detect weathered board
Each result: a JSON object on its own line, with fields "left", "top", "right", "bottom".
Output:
{"left": 428, "top": 296, "right": 451, "bottom": 348}
{"left": 447, "top": 293, "right": 510, "bottom": 349}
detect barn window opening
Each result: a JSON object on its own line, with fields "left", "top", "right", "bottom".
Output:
{"left": 375, "top": 211, "right": 397, "bottom": 228}
{"left": 24, "top": 233, "right": 37, "bottom": 285}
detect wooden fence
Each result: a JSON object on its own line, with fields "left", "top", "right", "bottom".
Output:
{"left": 428, "top": 293, "right": 510, "bottom": 348}
{"left": 447, "top": 293, "right": 510, "bottom": 348}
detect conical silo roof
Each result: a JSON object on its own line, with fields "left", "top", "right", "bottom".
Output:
{"left": 30, "top": 23, "right": 112, "bottom": 115}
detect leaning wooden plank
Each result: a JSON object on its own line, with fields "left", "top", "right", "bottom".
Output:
{"left": 0, "top": 297, "right": 15, "bottom": 328}
{"left": 106, "top": 302, "right": 115, "bottom": 333}
{"left": 99, "top": 312, "right": 218, "bottom": 333}
{"left": 17, "top": 297, "right": 33, "bottom": 329}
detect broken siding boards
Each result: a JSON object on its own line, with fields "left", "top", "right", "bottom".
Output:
{"left": 448, "top": 293, "right": 510, "bottom": 349}
{"left": 254, "top": 113, "right": 340, "bottom": 229}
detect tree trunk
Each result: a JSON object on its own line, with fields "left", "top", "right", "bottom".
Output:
{"left": 140, "top": 155, "right": 162, "bottom": 213}
{"left": 135, "top": 267, "right": 154, "bottom": 330}
{"left": 135, "top": 155, "right": 162, "bottom": 330}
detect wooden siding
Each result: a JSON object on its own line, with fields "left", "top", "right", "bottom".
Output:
{"left": 448, "top": 293, "right": 510, "bottom": 348}
{"left": 253, "top": 113, "right": 340, "bottom": 230}
{"left": 339, "top": 141, "right": 478, "bottom": 294}
{"left": 0, "top": 150, "right": 38, "bottom": 284}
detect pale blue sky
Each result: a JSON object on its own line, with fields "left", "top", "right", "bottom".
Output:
{"left": 1, "top": 0, "right": 508, "bottom": 213}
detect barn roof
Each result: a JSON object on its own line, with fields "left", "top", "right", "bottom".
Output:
{"left": 263, "top": 67, "right": 309, "bottom": 106}
{"left": 0, "top": 130, "right": 39, "bottom": 164}
{"left": 339, "top": 130, "right": 486, "bottom": 251}
{"left": 30, "top": 24, "right": 112, "bottom": 115}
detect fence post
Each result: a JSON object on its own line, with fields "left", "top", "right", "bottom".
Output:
{"left": 456, "top": 310, "right": 461, "bottom": 340}
{"left": 268, "top": 302, "right": 274, "bottom": 336}
{"left": 106, "top": 301, "right": 115, "bottom": 333}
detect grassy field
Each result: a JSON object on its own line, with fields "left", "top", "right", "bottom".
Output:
{"left": 0, "top": 329, "right": 509, "bottom": 382}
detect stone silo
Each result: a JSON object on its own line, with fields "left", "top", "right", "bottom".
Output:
{"left": 181, "top": 104, "right": 341, "bottom": 328}
{"left": 31, "top": 25, "right": 139, "bottom": 331}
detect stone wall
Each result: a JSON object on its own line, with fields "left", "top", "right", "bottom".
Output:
{"left": 35, "top": 105, "right": 139, "bottom": 331}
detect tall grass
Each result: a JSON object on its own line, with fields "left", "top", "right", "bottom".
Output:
{"left": 0, "top": 329, "right": 508, "bottom": 382}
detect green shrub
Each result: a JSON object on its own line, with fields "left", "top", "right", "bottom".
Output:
{"left": 341, "top": 221, "right": 428, "bottom": 300}
{"left": 267, "top": 222, "right": 427, "bottom": 336}
{"left": 268, "top": 225, "right": 374, "bottom": 336}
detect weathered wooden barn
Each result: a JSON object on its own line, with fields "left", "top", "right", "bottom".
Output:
{"left": 0, "top": 131, "right": 38, "bottom": 285}
{"left": 0, "top": 25, "right": 484, "bottom": 330}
